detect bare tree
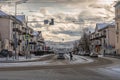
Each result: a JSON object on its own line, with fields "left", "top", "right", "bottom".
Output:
{"left": 78, "top": 28, "right": 91, "bottom": 54}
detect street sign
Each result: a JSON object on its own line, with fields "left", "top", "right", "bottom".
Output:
{"left": 44, "top": 20, "right": 49, "bottom": 24}
{"left": 49, "top": 18, "right": 54, "bottom": 25}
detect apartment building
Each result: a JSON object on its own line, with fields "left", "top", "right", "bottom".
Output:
{"left": 16, "top": 15, "right": 27, "bottom": 55}
{"left": 115, "top": 1, "right": 120, "bottom": 55}
{"left": 90, "top": 23, "right": 115, "bottom": 55}
{"left": 0, "top": 10, "right": 28, "bottom": 56}
{"left": 0, "top": 10, "right": 46, "bottom": 57}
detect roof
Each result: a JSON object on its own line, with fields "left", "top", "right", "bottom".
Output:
{"left": 96, "top": 23, "right": 109, "bottom": 30}
{"left": 0, "top": 10, "right": 8, "bottom": 16}
{"left": 114, "top": 1, "right": 120, "bottom": 7}
{"left": 0, "top": 10, "right": 23, "bottom": 25}
{"left": 16, "top": 15, "right": 26, "bottom": 22}
{"left": 0, "top": 10, "right": 9, "bottom": 18}
{"left": 95, "top": 22, "right": 115, "bottom": 32}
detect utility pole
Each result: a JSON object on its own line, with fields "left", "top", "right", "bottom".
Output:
{"left": 12, "top": 0, "right": 28, "bottom": 60}
{"left": 25, "top": 16, "right": 31, "bottom": 59}
{"left": 14, "top": 2, "right": 18, "bottom": 60}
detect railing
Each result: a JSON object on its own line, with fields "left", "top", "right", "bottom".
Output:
{"left": 13, "top": 28, "right": 19, "bottom": 32}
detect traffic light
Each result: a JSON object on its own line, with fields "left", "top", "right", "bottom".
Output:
{"left": 49, "top": 18, "right": 54, "bottom": 25}
{"left": 44, "top": 20, "right": 49, "bottom": 24}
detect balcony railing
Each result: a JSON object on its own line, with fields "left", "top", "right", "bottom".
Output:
{"left": 37, "top": 40, "right": 44, "bottom": 43}
{"left": 13, "top": 28, "right": 19, "bottom": 32}
{"left": 90, "top": 33, "right": 106, "bottom": 40}
{"left": 13, "top": 28, "right": 23, "bottom": 34}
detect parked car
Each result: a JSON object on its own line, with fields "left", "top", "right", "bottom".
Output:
{"left": 90, "top": 52, "right": 98, "bottom": 58}
{"left": 0, "top": 49, "right": 13, "bottom": 57}
{"left": 78, "top": 51, "right": 90, "bottom": 56}
{"left": 0, "top": 49, "right": 9, "bottom": 57}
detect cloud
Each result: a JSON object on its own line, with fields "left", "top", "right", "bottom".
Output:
{"left": 0, "top": 0, "right": 116, "bottom": 42}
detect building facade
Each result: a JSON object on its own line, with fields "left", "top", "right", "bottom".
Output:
{"left": 90, "top": 23, "right": 115, "bottom": 55}
{"left": 0, "top": 10, "right": 25, "bottom": 55}
{"left": 0, "top": 10, "right": 45, "bottom": 57}
{"left": 115, "top": 1, "right": 120, "bottom": 55}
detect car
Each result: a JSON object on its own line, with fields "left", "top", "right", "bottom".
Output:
{"left": 57, "top": 53, "right": 65, "bottom": 59}
{"left": 90, "top": 52, "right": 98, "bottom": 58}
{"left": 79, "top": 51, "right": 90, "bottom": 56}
{"left": 0, "top": 49, "right": 9, "bottom": 57}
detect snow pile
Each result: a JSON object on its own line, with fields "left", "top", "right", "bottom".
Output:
{"left": 65, "top": 54, "right": 93, "bottom": 64}
{"left": 0, "top": 54, "right": 53, "bottom": 62}
{"left": 0, "top": 61, "right": 50, "bottom": 68}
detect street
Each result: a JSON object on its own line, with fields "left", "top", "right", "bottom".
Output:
{"left": 0, "top": 55, "right": 119, "bottom": 80}
{"left": 0, "top": 0, "right": 120, "bottom": 80}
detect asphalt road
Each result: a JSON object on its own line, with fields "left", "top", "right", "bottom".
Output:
{"left": 0, "top": 56, "right": 119, "bottom": 80}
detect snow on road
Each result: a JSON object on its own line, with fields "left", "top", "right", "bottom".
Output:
{"left": 65, "top": 54, "right": 93, "bottom": 64}
{"left": 0, "top": 54, "right": 94, "bottom": 68}
{"left": 89, "top": 57, "right": 120, "bottom": 79}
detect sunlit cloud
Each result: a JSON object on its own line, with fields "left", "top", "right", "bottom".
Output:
{"left": 0, "top": 0, "right": 117, "bottom": 42}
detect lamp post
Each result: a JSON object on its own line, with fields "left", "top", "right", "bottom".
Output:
{"left": 14, "top": 2, "right": 18, "bottom": 60}
{"left": 13, "top": 0, "right": 28, "bottom": 59}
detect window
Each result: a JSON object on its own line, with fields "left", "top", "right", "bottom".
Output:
{"left": 103, "top": 30, "right": 106, "bottom": 35}
{"left": 117, "top": 35, "right": 119, "bottom": 43}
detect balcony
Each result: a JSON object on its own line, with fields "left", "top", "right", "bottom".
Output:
{"left": 37, "top": 40, "right": 44, "bottom": 43}
{"left": 22, "top": 31, "right": 27, "bottom": 35}
{"left": 30, "top": 34, "right": 34, "bottom": 37}
{"left": 90, "top": 33, "right": 106, "bottom": 41}
{"left": 18, "top": 39, "right": 22, "bottom": 43}
{"left": 29, "top": 42, "right": 36, "bottom": 45}
{"left": 9, "top": 40, "right": 14, "bottom": 46}
{"left": 13, "top": 28, "right": 23, "bottom": 34}
{"left": 13, "top": 28, "right": 19, "bottom": 32}
{"left": 22, "top": 27, "right": 27, "bottom": 35}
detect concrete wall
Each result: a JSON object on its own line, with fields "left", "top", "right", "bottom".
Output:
{"left": 0, "top": 18, "right": 10, "bottom": 40}
{"left": 115, "top": 21, "right": 120, "bottom": 54}
{"left": 115, "top": 4, "right": 120, "bottom": 55}
{"left": 108, "top": 27, "right": 115, "bottom": 48}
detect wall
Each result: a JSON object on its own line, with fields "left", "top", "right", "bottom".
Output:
{"left": 0, "top": 18, "right": 10, "bottom": 40}
{"left": 115, "top": 4, "right": 120, "bottom": 55}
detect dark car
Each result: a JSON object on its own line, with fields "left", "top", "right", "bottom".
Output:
{"left": 57, "top": 53, "right": 65, "bottom": 59}
{"left": 0, "top": 49, "right": 9, "bottom": 57}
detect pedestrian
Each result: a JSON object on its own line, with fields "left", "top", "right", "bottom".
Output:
{"left": 69, "top": 52, "right": 73, "bottom": 60}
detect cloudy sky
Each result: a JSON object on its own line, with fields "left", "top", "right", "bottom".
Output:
{"left": 0, "top": 0, "right": 117, "bottom": 42}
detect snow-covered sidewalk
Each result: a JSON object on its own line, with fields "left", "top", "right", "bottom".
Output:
{"left": 0, "top": 54, "right": 54, "bottom": 62}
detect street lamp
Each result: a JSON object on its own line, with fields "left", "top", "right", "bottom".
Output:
{"left": 13, "top": 0, "right": 28, "bottom": 59}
